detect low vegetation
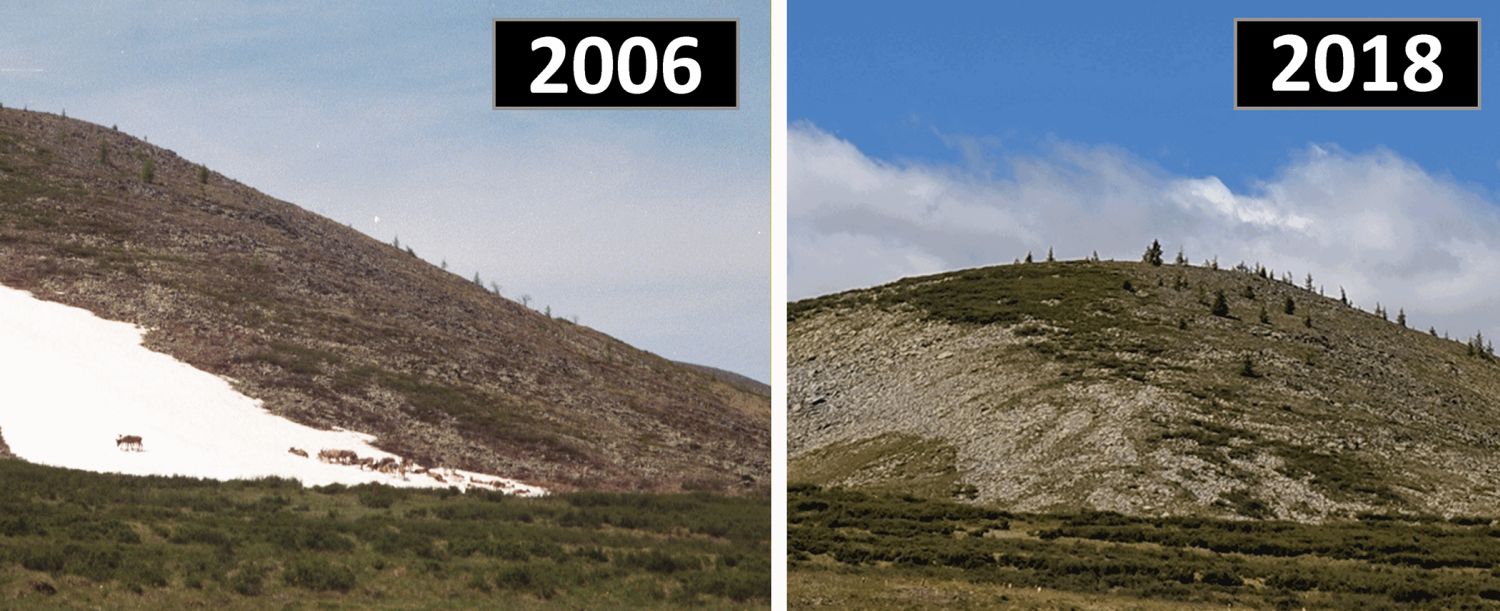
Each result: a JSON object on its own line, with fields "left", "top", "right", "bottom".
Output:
{"left": 0, "top": 460, "right": 769, "bottom": 608}
{"left": 790, "top": 485, "right": 1500, "bottom": 609}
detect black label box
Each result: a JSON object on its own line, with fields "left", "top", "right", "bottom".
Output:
{"left": 494, "top": 19, "right": 738, "bottom": 109}
{"left": 1235, "top": 19, "right": 1479, "bottom": 109}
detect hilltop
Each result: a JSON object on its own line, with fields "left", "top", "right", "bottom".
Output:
{"left": 789, "top": 256, "right": 1500, "bottom": 520}
{"left": 0, "top": 107, "right": 768, "bottom": 493}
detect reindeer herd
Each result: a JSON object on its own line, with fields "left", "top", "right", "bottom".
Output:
{"left": 108, "top": 434, "right": 531, "bottom": 495}
{"left": 297, "top": 446, "right": 531, "bottom": 494}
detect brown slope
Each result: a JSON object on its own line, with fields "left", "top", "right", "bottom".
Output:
{"left": 0, "top": 108, "right": 768, "bottom": 493}
{"left": 676, "top": 362, "right": 771, "bottom": 398}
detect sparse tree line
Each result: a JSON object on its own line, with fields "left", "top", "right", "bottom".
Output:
{"left": 389, "top": 234, "right": 581, "bottom": 326}
{"left": 1013, "top": 239, "right": 1497, "bottom": 362}
{"left": 9, "top": 104, "right": 590, "bottom": 328}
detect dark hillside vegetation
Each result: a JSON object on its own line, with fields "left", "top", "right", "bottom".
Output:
{"left": 0, "top": 460, "right": 768, "bottom": 608}
{"left": 790, "top": 485, "right": 1500, "bottom": 610}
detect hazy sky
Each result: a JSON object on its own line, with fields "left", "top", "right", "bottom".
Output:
{"left": 790, "top": 1, "right": 1500, "bottom": 348}
{"left": 0, "top": 1, "right": 770, "bottom": 381}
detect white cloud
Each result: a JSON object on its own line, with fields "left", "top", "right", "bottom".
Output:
{"left": 790, "top": 122, "right": 1500, "bottom": 342}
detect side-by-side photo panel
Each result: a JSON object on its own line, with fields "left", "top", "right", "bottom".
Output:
{"left": 0, "top": 3, "right": 770, "bottom": 607}
{"left": 787, "top": 3, "right": 1500, "bottom": 608}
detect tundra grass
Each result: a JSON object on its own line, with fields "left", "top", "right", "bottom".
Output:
{"left": 790, "top": 485, "right": 1500, "bottom": 610}
{"left": 0, "top": 459, "right": 769, "bottom": 608}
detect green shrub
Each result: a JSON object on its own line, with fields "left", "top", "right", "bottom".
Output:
{"left": 229, "top": 562, "right": 268, "bottom": 596}
{"left": 282, "top": 556, "right": 357, "bottom": 592}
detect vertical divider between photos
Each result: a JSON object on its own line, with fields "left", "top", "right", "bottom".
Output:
{"left": 770, "top": 0, "right": 790, "bottom": 607}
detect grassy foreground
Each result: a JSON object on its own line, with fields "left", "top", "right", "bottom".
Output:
{"left": 0, "top": 459, "right": 769, "bottom": 608}
{"left": 790, "top": 485, "right": 1500, "bottom": 609}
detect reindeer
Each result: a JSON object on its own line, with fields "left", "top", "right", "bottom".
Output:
{"left": 318, "top": 449, "right": 359, "bottom": 465}
{"left": 373, "top": 457, "right": 399, "bottom": 473}
{"left": 288, "top": 447, "right": 309, "bottom": 458}
{"left": 115, "top": 435, "right": 143, "bottom": 452}
{"left": 428, "top": 472, "right": 447, "bottom": 484}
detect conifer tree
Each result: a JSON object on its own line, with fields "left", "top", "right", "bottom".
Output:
{"left": 1025, "top": 251, "right": 1033, "bottom": 264}
{"left": 1143, "top": 240, "right": 1164, "bottom": 266}
{"left": 1240, "top": 354, "right": 1259, "bottom": 378}
{"left": 1211, "top": 290, "right": 1230, "bottom": 317}
{"left": 1046, "top": 247, "right": 1055, "bottom": 262}
{"left": 1397, "top": 309, "right": 1406, "bottom": 328}
{"left": 1175, "top": 247, "right": 1187, "bottom": 266}
{"left": 1284, "top": 297, "right": 1295, "bottom": 315}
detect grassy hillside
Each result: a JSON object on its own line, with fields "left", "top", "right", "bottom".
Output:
{"left": 790, "top": 258, "right": 1500, "bottom": 520}
{"left": 0, "top": 460, "right": 768, "bottom": 609}
{"left": 790, "top": 485, "right": 1500, "bottom": 610}
{"left": 0, "top": 107, "right": 768, "bottom": 493}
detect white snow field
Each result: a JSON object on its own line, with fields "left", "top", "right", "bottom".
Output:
{"left": 0, "top": 283, "right": 545, "bottom": 496}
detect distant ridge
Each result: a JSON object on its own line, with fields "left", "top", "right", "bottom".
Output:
{"left": 677, "top": 362, "right": 771, "bottom": 398}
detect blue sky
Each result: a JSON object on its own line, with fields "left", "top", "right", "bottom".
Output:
{"left": 0, "top": 1, "right": 769, "bottom": 381}
{"left": 792, "top": 1, "right": 1499, "bottom": 193}
{"left": 789, "top": 1, "right": 1500, "bottom": 346}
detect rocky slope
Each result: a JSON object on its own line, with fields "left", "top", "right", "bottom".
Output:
{"left": 789, "top": 259, "right": 1500, "bottom": 520}
{"left": 0, "top": 108, "right": 768, "bottom": 492}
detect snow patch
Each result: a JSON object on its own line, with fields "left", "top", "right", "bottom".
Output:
{"left": 0, "top": 283, "right": 544, "bottom": 496}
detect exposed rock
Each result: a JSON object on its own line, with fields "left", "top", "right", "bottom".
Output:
{"left": 790, "top": 261, "right": 1500, "bottom": 521}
